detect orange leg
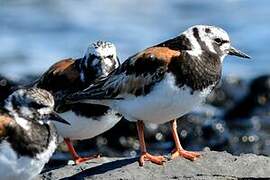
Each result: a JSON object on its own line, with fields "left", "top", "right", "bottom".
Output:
{"left": 136, "top": 120, "right": 166, "bottom": 166}
{"left": 64, "top": 138, "right": 100, "bottom": 165}
{"left": 170, "top": 119, "right": 200, "bottom": 161}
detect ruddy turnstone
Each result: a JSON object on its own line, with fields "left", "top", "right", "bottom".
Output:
{"left": 34, "top": 41, "right": 122, "bottom": 164}
{"left": 0, "top": 88, "right": 69, "bottom": 180}
{"left": 67, "top": 25, "right": 250, "bottom": 166}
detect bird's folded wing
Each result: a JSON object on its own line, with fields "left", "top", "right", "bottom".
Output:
{"left": 67, "top": 47, "right": 181, "bottom": 101}
{"left": 33, "top": 58, "right": 81, "bottom": 93}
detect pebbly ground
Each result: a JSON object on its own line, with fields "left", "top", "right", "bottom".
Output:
{"left": 1, "top": 72, "right": 270, "bottom": 180}
{"left": 38, "top": 150, "right": 270, "bottom": 180}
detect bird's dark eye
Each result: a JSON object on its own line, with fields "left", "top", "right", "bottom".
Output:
{"left": 87, "top": 54, "right": 99, "bottom": 60}
{"left": 106, "top": 55, "right": 113, "bottom": 59}
{"left": 29, "top": 102, "right": 46, "bottom": 109}
{"left": 214, "top": 38, "right": 222, "bottom": 44}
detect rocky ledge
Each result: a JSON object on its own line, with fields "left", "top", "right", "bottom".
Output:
{"left": 38, "top": 151, "right": 270, "bottom": 180}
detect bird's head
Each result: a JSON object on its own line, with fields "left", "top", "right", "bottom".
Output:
{"left": 4, "top": 88, "right": 69, "bottom": 126}
{"left": 82, "top": 40, "right": 120, "bottom": 80}
{"left": 182, "top": 25, "right": 250, "bottom": 61}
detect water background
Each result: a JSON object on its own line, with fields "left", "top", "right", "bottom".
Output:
{"left": 0, "top": 0, "right": 269, "bottom": 80}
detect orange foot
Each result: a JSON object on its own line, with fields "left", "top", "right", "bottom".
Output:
{"left": 171, "top": 149, "right": 200, "bottom": 161}
{"left": 74, "top": 154, "right": 101, "bottom": 165}
{"left": 139, "top": 152, "right": 166, "bottom": 166}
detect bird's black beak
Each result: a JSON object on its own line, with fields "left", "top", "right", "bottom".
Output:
{"left": 48, "top": 111, "right": 70, "bottom": 125}
{"left": 228, "top": 46, "right": 251, "bottom": 59}
{"left": 116, "top": 56, "right": 121, "bottom": 65}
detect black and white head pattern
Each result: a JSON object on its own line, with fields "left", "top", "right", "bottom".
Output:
{"left": 4, "top": 88, "right": 55, "bottom": 122}
{"left": 82, "top": 41, "right": 120, "bottom": 79}
{"left": 182, "top": 25, "right": 231, "bottom": 61}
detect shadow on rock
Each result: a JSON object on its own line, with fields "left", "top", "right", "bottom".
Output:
{"left": 61, "top": 158, "right": 137, "bottom": 180}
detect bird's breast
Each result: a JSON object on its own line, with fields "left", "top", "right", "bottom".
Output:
{"left": 0, "top": 140, "right": 53, "bottom": 180}
{"left": 112, "top": 73, "right": 214, "bottom": 124}
{"left": 54, "top": 109, "right": 122, "bottom": 140}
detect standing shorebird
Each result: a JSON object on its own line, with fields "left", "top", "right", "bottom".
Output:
{"left": 67, "top": 25, "right": 250, "bottom": 166}
{"left": 0, "top": 88, "right": 70, "bottom": 180}
{"left": 34, "top": 41, "right": 122, "bottom": 164}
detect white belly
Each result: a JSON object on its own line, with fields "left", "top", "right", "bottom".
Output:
{"left": 0, "top": 139, "right": 57, "bottom": 180}
{"left": 111, "top": 73, "right": 213, "bottom": 124}
{"left": 53, "top": 109, "right": 122, "bottom": 140}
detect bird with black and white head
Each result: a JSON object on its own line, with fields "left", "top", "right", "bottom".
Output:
{"left": 67, "top": 25, "right": 250, "bottom": 166}
{"left": 84, "top": 41, "right": 119, "bottom": 78}
{"left": 0, "top": 88, "right": 69, "bottom": 180}
{"left": 182, "top": 25, "right": 249, "bottom": 59}
{"left": 80, "top": 40, "right": 120, "bottom": 82}
{"left": 33, "top": 40, "right": 122, "bottom": 164}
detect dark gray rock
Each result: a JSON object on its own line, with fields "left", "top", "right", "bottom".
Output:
{"left": 38, "top": 151, "right": 270, "bottom": 180}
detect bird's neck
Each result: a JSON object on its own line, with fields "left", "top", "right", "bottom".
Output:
{"left": 76, "top": 58, "right": 99, "bottom": 85}
{"left": 6, "top": 119, "right": 58, "bottom": 158}
{"left": 169, "top": 51, "right": 222, "bottom": 92}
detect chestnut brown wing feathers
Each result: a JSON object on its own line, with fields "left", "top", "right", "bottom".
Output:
{"left": 68, "top": 47, "right": 181, "bottom": 101}
{"left": 35, "top": 58, "right": 81, "bottom": 93}
{"left": 0, "top": 115, "right": 12, "bottom": 138}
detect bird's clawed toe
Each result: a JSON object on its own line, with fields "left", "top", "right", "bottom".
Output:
{"left": 139, "top": 152, "right": 166, "bottom": 166}
{"left": 74, "top": 154, "right": 101, "bottom": 165}
{"left": 171, "top": 148, "right": 200, "bottom": 161}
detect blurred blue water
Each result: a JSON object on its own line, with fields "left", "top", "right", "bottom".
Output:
{"left": 0, "top": 0, "right": 269, "bottom": 80}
